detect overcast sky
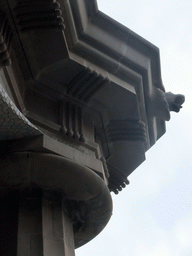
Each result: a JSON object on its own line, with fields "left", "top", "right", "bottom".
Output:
{"left": 77, "top": 1, "right": 192, "bottom": 255}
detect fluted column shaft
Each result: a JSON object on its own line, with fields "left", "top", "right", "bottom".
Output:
{"left": 0, "top": 190, "right": 75, "bottom": 256}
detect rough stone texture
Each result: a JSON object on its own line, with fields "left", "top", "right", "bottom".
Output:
{"left": 0, "top": 84, "right": 41, "bottom": 141}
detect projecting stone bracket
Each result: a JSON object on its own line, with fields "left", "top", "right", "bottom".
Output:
{"left": 67, "top": 67, "right": 110, "bottom": 103}
{"left": 102, "top": 118, "right": 146, "bottom": 194}
{"left": 13, "top": 0, "right": 65, "bottom": 31}
{"left": 58, "top": 100, "right": 85, "bottom": 142}
{"left": 106, "top": 119, "right": 147, "bottom": 142}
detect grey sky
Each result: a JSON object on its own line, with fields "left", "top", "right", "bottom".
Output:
{"left": 77, "top": 1, "right": 192, "bottom": 255}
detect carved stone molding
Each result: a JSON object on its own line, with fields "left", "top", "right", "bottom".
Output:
{"left": 107, "top": 164, "right": 130, "bottom": 194}
{"left": 14, "top": 0, "right": 65, "bottom": 32}
{"left": 67, "top": 67, "right": 110, "bottom": 102}
{"left": 106, "top": 119, "right": 146, "bottom": 142}
{"left": 0, "top": 11, "right": 12, "bottom": 67}
{"left": 59, "top": 100, "right": 85, "bottom": 142}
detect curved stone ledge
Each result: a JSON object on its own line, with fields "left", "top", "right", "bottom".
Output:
{"left": 0, "top": 152, "right": 113, "bottom": 248}
{"left": 0, "top": 84, "right": 41, "bottom": 141}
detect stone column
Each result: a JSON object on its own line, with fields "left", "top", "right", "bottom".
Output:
{"left": 0, "top": 152, "right": 112, "bottom": 256}
{"left": 0, "top": 189, "right": 75, "bottom": 256}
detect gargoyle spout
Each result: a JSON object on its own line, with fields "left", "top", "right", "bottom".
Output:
{"left": 165, "top": 92, "right": 185, "bottom": 113}
{"left": 150, "top": 82, "right": 185, "bottom": 121}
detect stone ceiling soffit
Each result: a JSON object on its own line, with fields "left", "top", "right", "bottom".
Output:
{"left": 64, "top": 0, "right": 162, "bottom": 88}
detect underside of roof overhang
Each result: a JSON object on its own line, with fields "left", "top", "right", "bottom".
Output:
{"left": 0, "top": 0, "right": 167, "bottom": 194}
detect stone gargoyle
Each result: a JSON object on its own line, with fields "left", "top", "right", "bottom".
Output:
{"left": 150, "top": 81, "right": 185, "bottom": 121}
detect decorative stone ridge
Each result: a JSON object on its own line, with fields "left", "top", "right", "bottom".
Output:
{"left": 107, "top": 164, "right": 130, "bottom": 194}
{"left": 13, "top": 0, "right": 65, "bottom": 31}
{"left": 0, "top": 84, "right": 41, "bottom": 141}
{"left": 59, "top": 100, "right": 85, "bottom": 142}
{"left": 0, "top": 11, "right": 12, "bottom": 67}
{"left": 67, "top": 67, "right": 110, "bottom": 102}
{"left": 106, "top": 119, "right": 146, "bottom": 142}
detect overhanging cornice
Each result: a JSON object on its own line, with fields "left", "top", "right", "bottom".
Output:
{"left": 0, "top": 0, "right": 168, "bottom": 193}
{"left": 63, "top": 0, "right": 164, "bottom": 91}
{"left": 62, "top": 0, "right": 166, "bottom": 147}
